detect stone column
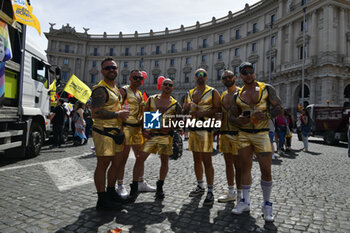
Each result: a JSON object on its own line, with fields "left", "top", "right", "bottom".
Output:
{"left": 287, "top": 23, "right": 293, "bottom": 63}
{"left": 286, "top": 80, "right": 292, "bottom": 110}
{"left": 322, "top": 77, "right": 332, "bottom": 104}
{"left": 81, "top": 42, "right": 87, "bottom": 81}
{"left": 328, "top": 5, "right": 335, "bottom": 52}
{"left": 310, "top": 11, "right": 317, "bottom": 57}
{"left": 339, "top": 8, "right": 346, "bottom": 56}
{"left": 276, "top": 27, "right": 283, "bottom": 70}
{"left": 338, "top": 77, "right": 344, "bottom": 105}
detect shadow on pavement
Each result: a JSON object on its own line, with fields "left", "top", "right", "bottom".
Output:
{"left": 114, "top": 200, "right": 166, "bottom": 232}
{"left": 213, "top": 201, "right": 277, "bottom": 232}
{"left": 253, "top": 156, "right": 283, "bottom": 166}
{"left": 55, "top": 207, "right": 117, "bottom": 233}
{"left": 165, "top": 196, "right": 214, "bottom": 232}
{"left": 309, "top": 139, "right": 348, "bottom": 148}
{"left": 0, "top": 156, "right": 29, "bottom": 167}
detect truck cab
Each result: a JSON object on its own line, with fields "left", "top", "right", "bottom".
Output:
{"left": 306, "top": 104, "right": 350, "bottom": 145}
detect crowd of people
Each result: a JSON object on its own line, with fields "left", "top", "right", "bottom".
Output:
{"left": 49, "top": 98, "right": 93, "bottom": 148}
{"left": 50, "top": 57, "right": 317, "bottom": 223}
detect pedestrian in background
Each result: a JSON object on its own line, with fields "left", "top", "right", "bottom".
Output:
{"left": 269, "top": 118, "right": 278, "bottom": 159}
{"left": 83, "top": 101, "right": 93, "bottom": 144}
{"left": 73, "top": 102, "right": 87, "bottom": 146}
{"left": 49, "top": 99, "right": 66, "bottom": 148}
{"left": 300, "top": 109, "right": 311, "bottom": 152}
{"left": 275, "top": 109, "right": 289, "bottom": 155}
{"left": 284, "top": 110, "right": 294, "bottom": 151}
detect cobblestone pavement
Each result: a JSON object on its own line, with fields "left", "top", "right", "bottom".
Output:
{"left": 0, "top": 135, "right": 349, "bottom": 233}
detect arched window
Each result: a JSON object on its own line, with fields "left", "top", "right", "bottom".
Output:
{"left": 298, "top": 85, "right": 310, "bottom": 98}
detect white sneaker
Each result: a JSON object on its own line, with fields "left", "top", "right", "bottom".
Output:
{"left": 231, "top": 199, "right": 250, "bottom": 214}
{"left": 138, "top": 181, "right": 156, "bottom": 192}
{"left": 262, "top": 201, "right": 274, "bottom": 222}
{"left": 218, "top": 191, "right": 236, "bottom": 203}
{"left": 116, "top": 185, "right": 128, "bottom": 199}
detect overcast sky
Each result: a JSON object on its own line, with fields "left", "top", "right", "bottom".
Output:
{"left": 27, "top": 0, "right": 260, "bottom": 51}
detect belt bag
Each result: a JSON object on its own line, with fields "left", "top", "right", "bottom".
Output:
{"left": 122, "top": 122, "right": 141, "bottom": 127}
{"left": 92, "top": 127, "right": 125, "bottom": 145}
{"left": 150, "top": 131, "right": 174, "bottom": 137}
{"left": 220, "top": 131, "right": 238, "bottom": 136}
{"left": 239, "top": 128, "right": 269, "bottom": 134}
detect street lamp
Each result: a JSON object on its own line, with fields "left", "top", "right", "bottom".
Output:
{"left": 301, "top": 7, "right": 306, "bottom": 107}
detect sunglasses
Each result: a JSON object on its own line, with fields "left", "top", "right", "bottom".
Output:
{"left": 195, "top": 72, "right": 207, "bottom": 78}
{"left": 163, "top": 83, "right": 173, "bottom": 87}
{"left": 103, "top": 66, "right": 117, "bottom": 71}
{"left": 241, "top": 70, "right": 254, "bottom": 76}
{"left": 132, "top": 76, "right": 143, "bottom": 81}
{"left": 222, "top": 75, "right": 234, "bottom": 80}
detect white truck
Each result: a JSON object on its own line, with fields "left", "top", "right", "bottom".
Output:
{"left": 0, "top": 3, "right": 55, "bottom": 158}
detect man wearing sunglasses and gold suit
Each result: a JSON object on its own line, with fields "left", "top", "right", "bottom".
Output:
{"left": 117, "top": 70, "right": 156, "bottom": 203}
{"left": 139, "top": 78, "right": 182, "bottom": 200}
{"left": 184, "top": 68, "right": 221, "bottom": 206}
{"left": 229, "top": 62, "right": 283, "bottom": 222}
{"left": 91, "top": 57, "right": 130, "bottom": 210}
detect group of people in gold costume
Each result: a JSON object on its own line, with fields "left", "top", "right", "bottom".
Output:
{"left": 90, "top": 57, "right": 283, "bottom": 223}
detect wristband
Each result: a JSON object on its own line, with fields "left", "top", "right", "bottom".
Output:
{"left": 266, "top": 113, "right": 271, "bottom": 119}
{"left": 115, "top": 112, "right": 119, "bottom": 118}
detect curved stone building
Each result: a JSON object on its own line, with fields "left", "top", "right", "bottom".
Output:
{"left": 45, "top": 0, "right": 350, "bottom": 112}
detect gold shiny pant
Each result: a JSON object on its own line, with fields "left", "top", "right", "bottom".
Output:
{"left": 141, "top": 135, "right": 173, "bottom": 155}
{"left": 92, "top": 130, "right": 124, "bottom": 156}
{"left": 189, "top": 130, "right": 213, "bottom": 153}
{"left": 237, "top": 131, "right": 272, "bottom": 153}
{"left": 219, "top": 134, "right": 239, "bottom": 155}
{"left": 123, "top": 126, "right": 144, "bottom": 145}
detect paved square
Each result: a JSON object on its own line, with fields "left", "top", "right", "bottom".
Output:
{"left": 0, "top": 135, "right": 349, "bottom": 232}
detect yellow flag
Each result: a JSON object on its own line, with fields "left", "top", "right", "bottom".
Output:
{"left": 11, "top": 0, "right": 41, "bottom": 35}
{"left": 49, "top": 79, "right": 56, "bottom": 92}
{"left": 64, "top": 75, "right": 91, "bottom": 104}
{"left": 49, "top": 79, "right": 56, "bottom": 102}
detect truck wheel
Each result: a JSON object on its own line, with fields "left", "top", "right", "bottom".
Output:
{"left": 26, "top": 122, "right": 43, "bottom": 158}
{"left": 324, "top": 131, "right": 335, "bottom": 145}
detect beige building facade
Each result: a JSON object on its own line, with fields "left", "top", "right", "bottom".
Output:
{"left": 45, "top": 0, "right": 350, "bottom": 112}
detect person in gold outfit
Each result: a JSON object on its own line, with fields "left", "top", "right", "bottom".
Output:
{"left": 217, "top": 70, "right": 242, "bottom": 203}
{"left": 116, "top": 70, "right": 155, "bottom": 201}
{"left": 90, "top": 57, "right": 130, "bottom": 210}
{"left": 229, "top": 62, "right": 282, "bottom": 222}
{"left": 134, "top": 78, "right": 181, "bottom": 200}
{"left": 184, "top": 68, "right": 221, "bottom": 206}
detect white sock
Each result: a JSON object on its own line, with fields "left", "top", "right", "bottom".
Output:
{"left": 197, "top": 180, "right": 204, "bottom": 188}
{"left": 241, "top": 185, "right": 250, "bottom": 204}
{"left": 228, "top": 186, "right": 234, "bottom": 194}
{"left": 261, "top": 180, "right": 273, "bottom": 203}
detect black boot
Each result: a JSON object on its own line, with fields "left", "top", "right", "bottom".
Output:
{"left": 96, "top": 192, "right": 123, "bottom": 211}
{"left": 155, "top": 180, "right": 165, "bottom": 199}
{"left": 106, "top": 187, "right": 127, "bottom": 204}
{"left": 127, "top": 181, "right": 139, "bottom": 203}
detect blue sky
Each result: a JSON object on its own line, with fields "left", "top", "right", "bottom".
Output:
{"left": 27, "top": 0, "right": 259, "bottom": 51}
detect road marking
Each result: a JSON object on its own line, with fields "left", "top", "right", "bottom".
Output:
{"left": 42, "top": 157, "right": 93, "bottom": 191}
{"left": 0, "top": 151, "right": 137, "bottom": 191}
{"left": 0, "top": 153, "right": 92, "bottom": 172}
